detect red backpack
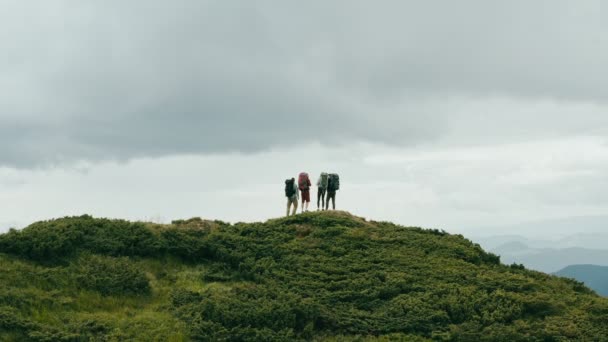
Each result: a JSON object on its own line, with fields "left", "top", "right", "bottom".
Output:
{"left": 298, "top": 172, "right": 310, "bottom": 191}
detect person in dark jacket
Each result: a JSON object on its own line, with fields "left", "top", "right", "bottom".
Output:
{"left": 316, "top": 174, "right": 327, "bottom": 211}
{"left": 325, "top": 177, "right": 337, "bottom": 210}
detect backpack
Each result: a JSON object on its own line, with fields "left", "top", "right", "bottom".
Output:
{"left": 328, "top": 173, "right": 340, "bottom": 191}
{"left": 319, "top": 172, "right": 329, "bottom": 190}
{"left": 285, "top": 178, "right": 296, "bottom": 197}
{"left": 298, "top": 172, "right": 310, "bottom": 191}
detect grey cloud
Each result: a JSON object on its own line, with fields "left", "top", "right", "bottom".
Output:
{"left": 331, "top": 1, "right": 607, "bottom": 101}
{"left": 1, "top": 0, "right": 607, "bottom": 167}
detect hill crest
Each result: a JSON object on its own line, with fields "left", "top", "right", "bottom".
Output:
{"left": 1, "top": 211, "right": 607, "bottom": 341}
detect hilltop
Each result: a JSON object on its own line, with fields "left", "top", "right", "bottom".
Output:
{"left": 1, "top": 211, "right": 607, "bottom": 341}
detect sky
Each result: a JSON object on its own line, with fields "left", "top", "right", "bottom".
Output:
{"left": 1, "top": 1, "right": 608, "bottom": 237}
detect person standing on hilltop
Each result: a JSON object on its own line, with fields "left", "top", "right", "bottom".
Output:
{"left": 317, "top": 172, "right": 329, "bottom": 211}
{"left": 298, "top": 172, "right": 312, "bottom": 213}
{"left": 285, "top": 177, "right": 299, "bottom": 216}
{"left": 325, "top": 173, "right": 340, "bottom": 210}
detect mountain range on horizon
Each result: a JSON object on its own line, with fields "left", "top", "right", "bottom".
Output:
{"left": 471, "top": 234, "right": 608, "bottom": 274}
{"left": 554, "top": 265, "right": 608, "bottom": 297}
{"left": 461, "top": 216, "right": 608, "bottom": 275}
{"left": 468, "top": 215, "right": 608, "bottom": 243}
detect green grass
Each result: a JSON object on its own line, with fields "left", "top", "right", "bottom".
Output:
{"left": 0, "top": 211, "right": 607, "bottom": 341}
{"left": 0, "top": 253, "right": 190, "bottom": 341}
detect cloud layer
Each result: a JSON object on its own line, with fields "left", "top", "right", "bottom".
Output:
{"left": 1, "top": 0, "right": 607, "bottom": 167}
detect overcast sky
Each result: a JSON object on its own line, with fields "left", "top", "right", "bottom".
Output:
{"left": 1, "top": 1, "right": 607, "bottom": 237}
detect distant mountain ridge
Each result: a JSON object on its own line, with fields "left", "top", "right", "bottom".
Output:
{"left": 491, "top": 243, "right": 608, "bottom": 273}
{"left": 470, "top": 216, "right": 608, "bottom": 241}
{"left": 0, "top": 212, "right": 607, "bottom": 340}
{"left": 478, "top": 233, "right": 608, "bottom": 251}
{"left": 471, "top": 223, "right": 608, "bottom": 273}
{"left": 554, "top": 265, "right": 608, "bottom": 297}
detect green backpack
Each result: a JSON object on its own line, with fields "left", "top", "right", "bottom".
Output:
{"left": 328, "top": 174, "right": 340, "bottom": 191}
{"left": 319, "top": 173, "right": 329, "bottom": 189}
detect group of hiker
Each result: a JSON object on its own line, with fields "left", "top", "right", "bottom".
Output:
{"left": 285, "top": 172, "right": 340, "bottom": 216}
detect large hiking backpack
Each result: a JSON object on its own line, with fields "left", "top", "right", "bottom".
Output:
{"left": 298, "top": 172, "right": 310, "bottom": 191}
{"left": 319, "top": 172, "right": 329, "bottom": 190}
{"left": 328, "top": 173, "right": 340, "bottom": 191}
{"left": 285, "top": 178, "right": 296, "bottom": 197}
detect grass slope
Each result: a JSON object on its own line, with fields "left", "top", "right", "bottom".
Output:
{"left": 0, "top": 211, "right": 607, "bottom": 341}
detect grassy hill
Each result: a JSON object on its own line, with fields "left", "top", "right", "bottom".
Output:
{"left": 1, "top": 212, "right": 607, "bottom": 341}
{"left": 555, "top": 265, "right": 608, "bottom": 297}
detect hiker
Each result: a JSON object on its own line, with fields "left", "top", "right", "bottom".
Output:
{"left": 325, "top": 173, "right": 340, "bottom": 210}
{"left": 298, "top": 172, "right": 312, "bottom": 212}
{"left": 316, "top": 172, "right": 329, "bottom": 210}
{"left": 285, "top": 177, "right": 299, "bottom": 216}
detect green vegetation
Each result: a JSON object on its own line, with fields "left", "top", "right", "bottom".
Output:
{"left": 1, "top": 212, "right": 607, "bottom": 341}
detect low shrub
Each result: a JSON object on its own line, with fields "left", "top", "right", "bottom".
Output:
{"left": 72, "top": 255, "right": 150, "bottom": 296}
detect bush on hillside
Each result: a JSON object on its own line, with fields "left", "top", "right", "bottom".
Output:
{"left": 0, "top": 216, "right": 159, "bottom": 261}
{"left": 158, "top": 228, "right": 211, "bottom": 261}
{"left": 72, "top": 255, "right": 150, "bottom": 296}
{"left": 173, "top": 284, "right": 319, "bottom": 340}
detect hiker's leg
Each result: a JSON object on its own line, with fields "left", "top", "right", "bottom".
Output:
{"left": 302, "top": 190, "right": 309, "bottom": 212}
{"left": 321, "top": 189, "right": 326, "bottom": 210}
{"left": 328, "top": 192, "right": 335, "bottom": 210}
{"left": 292, "top": 200, "right": 298, "bottom": 215}
{"left": 325, "top": 192, "right": 330, "bottom": 210}
{"left": 286, "top": 199, "right": 291, "bottom": 216}
{"left": 317, "top": 189, "right": 321, "bottom": 210}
